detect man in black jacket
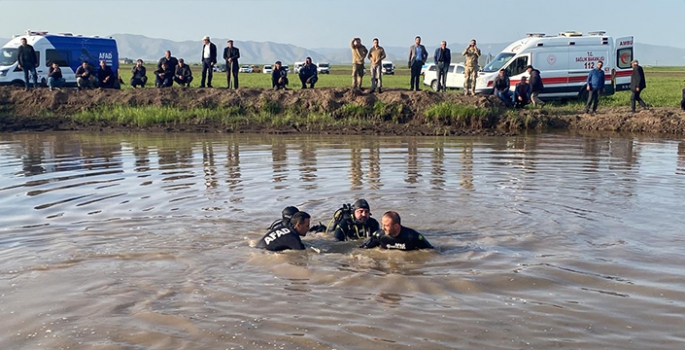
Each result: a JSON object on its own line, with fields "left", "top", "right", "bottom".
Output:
{"left": 223, "top": 40, "right": 240, "bottom": 89}
{"left": 272, "top": 61, "right": 288, "bottom": 90}
{"left": 17, "top": 38, "right": 38, "bottom": 90}
{"left": 298, "top": 57, "right": 318, "bottom": 89}
{"left": 97, "top": 60, "right": 115, "bottom": 89}
{"left": 200, "top": 36, "right": 217, "bottom": 88}
{"left": 174, "top": 59, "right": 193, "bottom": 87}
{"left": 130, "top": 59, "right": 148, "bottom": 88}
{"left": 526, "top": 65, "right": 545, "bottom": 107}
{"left": 256, "top": 211, "right": 311, "bottom": 252}
{"left": 630, "top": 60, "right": 648, "bottom": 112}
{"left": 158, "top": 51, "right": 178, "bottom": 78}
{"left": 154, "top": 62, "right": 173, "bottom": 88}
{"left": 434, "top": 41, "right": 451, "bottom": 92}
{"left": 75, "top": 61, "right": 97, "bottom": 89}
{"left": 359, "top": 211, "right": 433, "bottom": 251}
{"left": 494, "top": 69, "right": 513, "bottom": 107}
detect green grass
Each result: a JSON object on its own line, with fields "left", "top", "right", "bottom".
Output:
{"left": 425, "top": 102, "right": 493, "bottom": 127}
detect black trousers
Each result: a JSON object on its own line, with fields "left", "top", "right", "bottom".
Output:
{"left": 410, "top": 60, "right": 423, "bottom": 90}
{"left": 174, "top": 76, "right": 193, "bottom": 87}
{"left": 631, "top": 90, "right": 647, "bottom": 111}
{"left": 436, "top": 62, "right": 449, "bottom": 91}
{"left": 299, "top": 75, "right": 316, "bottom": 89}
{"left": 585, "top": 89, "right": 601, "bottom": 112}
{"left": 201, "top": 59, "right": 213, "bottom": 87}
{"left": 226, "top": 62, "right": 239, "bottom": 89}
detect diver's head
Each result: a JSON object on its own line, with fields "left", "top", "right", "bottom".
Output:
{"left": 381, "top": 211, "right": 402, "bottom": 238}
{"left": 353, "top": 199, "right": 370, "bottom": 223}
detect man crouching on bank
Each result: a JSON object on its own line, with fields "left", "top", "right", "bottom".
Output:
{"left": 257, "top": 212, "right": 311, "bottom": 251}
{"left": 360, "top": 211, "right": 433, "bottom": 251}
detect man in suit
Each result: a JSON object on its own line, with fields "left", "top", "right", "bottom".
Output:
{"left": 408, "top": 36, "right": 428, "bottom": 91}
{"left": 630, "top": 60, "right": 648, "bottom": 112}
{"left": 434, "top": 41, "right": 451, "bottom": 92}
{"left": 200, "top": 36, "right": 217, "bottom": 88}
{"left": 224, "top": 40, "right": 240, "bottom": 89}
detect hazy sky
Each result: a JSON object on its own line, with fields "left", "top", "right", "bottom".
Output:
{"left": 1, "top": 0, "right": 683, "bottom": 49}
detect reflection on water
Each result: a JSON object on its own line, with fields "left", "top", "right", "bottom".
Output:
{"left": 1, "top": 132, "right": 685, "bottom": 349}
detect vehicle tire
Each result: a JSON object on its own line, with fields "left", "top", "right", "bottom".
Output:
{"left": 11, "top": 80, "right": 24, "bottom": 88}
{"left": 430, "top": 80, "right": 438, "bottom": 91}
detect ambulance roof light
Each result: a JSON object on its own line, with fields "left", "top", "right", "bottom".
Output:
{"left": 559, "top": 31, "right": 583, "bottom": 37}
{"left": 588, "top": 31, "right": 607, "bottom": 36}
{"left": 526, "top": 33, "right": 546, "bottom": 38}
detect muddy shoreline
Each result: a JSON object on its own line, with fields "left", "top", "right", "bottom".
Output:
{"left": 1, "top": 86, "right": 685, "bottom": 136}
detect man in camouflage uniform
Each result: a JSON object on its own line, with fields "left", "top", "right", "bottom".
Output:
{"left": 462, "top": 39, "right": 481, "bottom": 95}
{"left": 350, "top": 37, "right": 368, "bottom": 89}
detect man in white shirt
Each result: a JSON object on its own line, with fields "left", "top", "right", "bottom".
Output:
{"left": 200, "top": 36, "right": 217, "bottom": 88}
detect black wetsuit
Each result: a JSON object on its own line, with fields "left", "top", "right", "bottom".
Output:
{"left": 256, "top": 225, "right": 305, "bottom": 251}
{"left": 268, "top": 218, "right": 289, "bottom": 231}
{"left": 333, "top": 217, "right": 380, "bottom": 241}
{"left": 360, "top": 226, "right": 433, "bottom": 250}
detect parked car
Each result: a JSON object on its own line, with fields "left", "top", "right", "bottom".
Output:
{"left": 317, "top": 62, "right": 330, "bottom": 74}
{"left": 381, "top": 61, "right": 394, "bottom": 75}
{"left": 262, "top": 64, "right": 273, "bottom": 74}
{"left": 423, "top": 63, "right": 466, "bottom": 91}
{"left": 293, "top": 61, "right": 304, "bottom": 74}
{"left": 282, "top": 65, "right": 290, "bottom": 73}
{"left": 239, "top": 64, "right": 253, "bottom": 73}
{"left": 213, "top": 64, "right": 226, "bottom": 72}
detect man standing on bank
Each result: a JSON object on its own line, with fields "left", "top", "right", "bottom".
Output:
{"left": 224, "top": 40, "right": 241, "bottom": 89}
{"left": 200, "top": 36, "right": 217, "bottom": 88}
{"left": 585, "top": 61, "right": 605, "bottom": 114}
{"left": 367, "top": 38, "right": 386, "bottom": 93}
{"left": 17, "top": 38, "right": 38, "bottom": 90}
{"left": 462, "top": 39, "right": 481, "bottom": 95}
{"left": 350, "top": 37, "right": 368, "bottom": 90}
{"left": 630, "top": 59, "right": 648, "bottom": 112}
{"left": 408, "top": 36, "right": 428, "bottom": 91}
{"left": 434, "top": 41, "right": 451, "bottom": 92}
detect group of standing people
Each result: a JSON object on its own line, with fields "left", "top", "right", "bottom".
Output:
{"left": 257, "top": 199, "right": 434, "bottom": 252}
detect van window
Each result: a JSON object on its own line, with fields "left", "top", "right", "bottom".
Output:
{"left": 456, "top": 65, "right": 465, "bottom": 74}
{"left": 617, "top": 48, "right": 632, "bottom": 69}
{"left": 482, "top": 52, "right": 514, "bottom": 72}
{"left": 0, "top": 48, "right": 18, "bottom": 66}
{"left": 506, "top": 56, "right": 528, "bottom": 76}
{"left": 46, "top": 49, "right": 70, "bottom": 67}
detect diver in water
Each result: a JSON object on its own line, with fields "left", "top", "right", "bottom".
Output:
{"left": 268, "top": 206, "right": 300, "bottom": 231}
{"left": 360, "top": 211, "right": 433, "bottom": 251}
{"left": 327, "top": 199, "right": 380, "bottom": 241}
{"left": 257, "top": 212, "right": 311, "bottom": 251}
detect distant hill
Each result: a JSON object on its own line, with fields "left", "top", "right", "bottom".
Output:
{"left": 2, "top": 34, "right": 685, "bottom": 66}
{"left": 110, "top": 34, "right": 326, "bottom": 65}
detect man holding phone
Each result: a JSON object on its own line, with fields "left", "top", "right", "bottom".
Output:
{"left": 462, "top": 39, "right": 481, "bottom": 95}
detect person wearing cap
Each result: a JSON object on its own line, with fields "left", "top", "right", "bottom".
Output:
{"left": 298, "top": 57, "right": 318, "bottom": 89}
{"left": 514, "top": 76, "right": 531, "bottom": 109}
{"left": 158, "top": 50, "right": 178, "bottom": 78}
{"left": 200, "top": 36, "right": 217, "bottom": 88}
{"left": 256, "top": 212, "right": 311, "bottom": 251}
{"left": 360, "top": 211, "right": 433, "bottom": 251}
{"left": 223, "top": 40, "right": 241, "bottom": 89}
{"left": 630, "top": 60, "right": 648, "bottom": 112}
{"left": 272, "top": 61, "right": 289, "bottom": 90}
{"left": 174, "top": 59, "right": 193, "bottom": 87}
{"left": 526, "top": 65, "right": 545, "bottom": 107}
{"left": 329, "top": 199, "right": 380, "bottom": 241}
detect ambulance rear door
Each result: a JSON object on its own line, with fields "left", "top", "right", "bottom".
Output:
{"left": 614, "top": 36, "right": 634, "bottom": 91}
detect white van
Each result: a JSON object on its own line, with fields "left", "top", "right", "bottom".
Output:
{"left": 317, "top": 62, "right": 330, "bottom": 74}
{"left": 476, "top": 31, "right": 634, "bottom": 100}
{"left": 381, "top": 60, "right": 395, "bottom": 75}
{"left": 0, "top": 30, "right": 119, "bottom": 87}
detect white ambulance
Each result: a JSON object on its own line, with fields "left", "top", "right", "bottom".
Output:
{"left": 475, "top": 31, "right": 634, "bottom": 100}
{"left": 0, "top": 30, "right": 119, "bottom": 87}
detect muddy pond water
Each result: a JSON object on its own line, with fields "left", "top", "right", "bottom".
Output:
{"left": 1, "top": 132, "right": 684, "bottom": 349}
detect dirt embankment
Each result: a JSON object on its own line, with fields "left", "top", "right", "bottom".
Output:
{"left": 1, "top": 86, "right": 685, "bottom": 135}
